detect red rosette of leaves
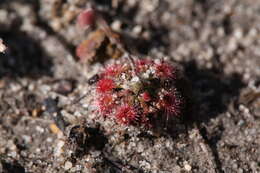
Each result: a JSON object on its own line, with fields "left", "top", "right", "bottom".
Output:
{"left": 94, "top": 57, "right": 186, "bottom": 127}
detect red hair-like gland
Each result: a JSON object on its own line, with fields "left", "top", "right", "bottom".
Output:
{"left": 160, "top": 91, "right": 182, "bottom": 117}
{"left": 104, "top": 64, "right": 124, "bottom": 77}
{"left": 97, "top": 78, "right": 115, "bottom": 93}
{"left": 98, "top": 93, "right": 114, "bottom": 116}
{"left": 135, "top": 59, "right": 153, "bottom": 72}
{"left": 141, "top": 92, "right": 151, "bottom": 102}
{"left": 155, "top": 62, "right": 176, "bottom": 79}
{"left": 115, "top": 105, "right": 138, "bottom": 125}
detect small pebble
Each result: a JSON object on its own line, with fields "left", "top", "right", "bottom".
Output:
{"left": 49, "top": 123, "right": 62, "bottom": 134}
{"left": 0, "top": 38, "right": 6, "bottom": 53}
{"left": 46, "top": 137, "right": 53, "bottom": 143}
{"left": 22, "top": 135, "right": 32, "bottom": 143}
{"left": 111, "top": 20, "right": 122, "bottom": 32}
{"left": 36, "top": 126, "right": 45, "bottom": 133}
{"left": 54, "top": 140, "right": 65, "bottom": 157}
{"left": 64, "top": 161, "right": 73, "bottom": 170}
{"left": 132, "top": 25, "right": 142, "bottom": 35}
{"left": 35, "top": 148, "right": 41, "bottom": 153}
{"left": 184, "top": 163, "right": 192, "bottom": 171}
{"left": 32, "top": 109, "right": 40, "bottom": 117}
{"left": 8, "top": 151, "right": 17, "bottom": 158}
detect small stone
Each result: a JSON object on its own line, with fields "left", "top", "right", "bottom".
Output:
{"left": 234, "top": 28, "right": 243, "bottom": 40}
{"left": 132, "top": 25, "right": 142, "bottom": 35}
{"left": 22, "top": 135, "right": 32, "bottom": 143}
{"left": 46, "top": 137, "right": 53, "bottom": 143}
{"left": 35, "top": 126, "right": 44, "bottom": 133}
{"left": 49, "top": 123, "right": 61, "bottom": 134}
{"left": 35, "top": 148, "right": 41, "bottom": 153}
{"left": 111, "top": 20, "right": 122, "bottom": 32}
{"left": 8, "top": 151, "right": 17, "bottom": 158}
{"left": 64, "top": 161, "right": 73, "bottom": 170}
{"left": 237, "top": 120, "right": 244, "bottom": 126}
{"left": 54, "top": 140, "right": 65, "bottom": 157}
{"left": 184, "top": 162, "right": 192, "bottom": 171}
{"left": 31, "top": 108, "right": 40, "bottom": 117}
{"left": 0, "top": 38, "right": 6, "bottom": 53}
{"left": 51, "top": 18, "right": 62, "bottom": 31}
